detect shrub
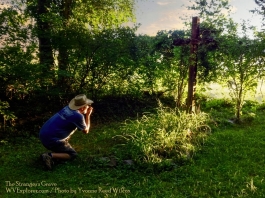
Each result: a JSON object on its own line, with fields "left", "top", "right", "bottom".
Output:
{"left": 0, "top": 101, "right": 16, "bottom": 129}
{"left": 204, "top": 98, "right": 234, "bottom": 111}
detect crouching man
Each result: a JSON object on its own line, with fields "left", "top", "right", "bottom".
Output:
{"left": 39, "top": 94, "right": 93, "bottom": 170}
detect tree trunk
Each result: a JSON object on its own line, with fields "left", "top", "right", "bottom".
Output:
{"left": 58, "top": 39, "right": 70, "bottom": 93}
{"left": 57, "top": 0, "right": 73, "bottom": 94}
{"left": 236, "top": 86, "right": 243, "bottom": 121}
{"left": 36, "top": 0, "right": 54, "bottom": 76}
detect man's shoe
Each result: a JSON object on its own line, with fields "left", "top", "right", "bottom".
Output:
{"left": 41, "top": 153, "right": 54, "bottom": 170}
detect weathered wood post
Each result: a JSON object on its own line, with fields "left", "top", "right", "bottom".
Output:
{"left": 186, "top": 17, "right": 200, "bottom": 113}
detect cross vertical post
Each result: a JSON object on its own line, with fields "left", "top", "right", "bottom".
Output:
{"left": 187, "top": 16, "right": 200, "bottom": 113}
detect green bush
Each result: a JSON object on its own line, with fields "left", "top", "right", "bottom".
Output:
{"left": 0, "top": 100, "right": 16, "bottom": 131}
{"left": 204, "top": 98, "right": 234, "bottom": 111}
{"left": 115, "top": 104, "right": 211, "bottom": 168}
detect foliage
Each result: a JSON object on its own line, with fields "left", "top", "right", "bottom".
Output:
{"left": 0, "top": 0, "right": 265, "bottom": 137}
{"left": 133, "top": 30, "right": 190, "bottom": 107}
{"left": 55, "top": 26, "right": 138, "bottom": 98}
{"left": 187, "top": 0, "right": 265, "bottom": 121}
{"left": 200, "top": 98, "right": 235, "bottom": 127}
{"left": 188, "top": 0, "right": 231, "bottom": 17}
{"left": 0, "top": 2, "right": 39, "bottom": 100}
{"left": 187, "top": 0, "right": 232, "bottom": 81}
{"left": 203, "top": 98, "right": 234, "bottom": 111}
{"left": 252, "top": 0, "right": 265, "bottom": 25}
{"left": 24, "top": 0, "right": 137, "bottom": 95}
{"left": 0, "top": 100, "right": 16, "bottom": 133}
{"left": 217, "top": 22, "right": 265, "bottom": 121}
{"left": 116, "top": 103, "right": 211, "bottom": 168}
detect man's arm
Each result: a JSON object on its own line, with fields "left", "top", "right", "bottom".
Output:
{"left": 83, "top": 106, "right": 93, "bottom": 134}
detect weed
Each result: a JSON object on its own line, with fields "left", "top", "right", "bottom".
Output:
{"left": 115, "top": 104, "right": 211, "bottom": 169}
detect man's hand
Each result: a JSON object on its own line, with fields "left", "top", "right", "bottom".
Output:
{"left": 83, "top": 106, "right": 93, "bottom": 134}
{"left": 83, "top": 128, "right": 89, "bottom": 134}
{"left": 86, "top": 106, "right": 93, "bottom": 116}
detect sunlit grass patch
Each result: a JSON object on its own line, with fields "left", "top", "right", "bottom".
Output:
{"left": 115, "top": 104, "right": 211, "bottom": 168}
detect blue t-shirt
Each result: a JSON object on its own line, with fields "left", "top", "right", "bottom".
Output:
{"left": 39, "top": 106, "right": 87, "bottom": 147}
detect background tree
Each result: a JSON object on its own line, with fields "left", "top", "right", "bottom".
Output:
{"left": 0, "top": 2, "right": 39, "bottom": 101}
{"left": 156, "top": 30, "right": 190, "bottom": 108}
{"left": 253, "top": 0, "right": 265, "bottom": 23}
{"left": 130, "top": 30, "right": 190, "bottom": 107}
{"left": 186, "top": 0, "right": 265, "bottom": 119}
{"left": 217, "top": 21, "right": 265, "bottom": 121}
{"left": 64, "top": 26, "right": 138, "bottom": 98}
{"left": 26, "top": 0, "right": 136, "bottom": 95}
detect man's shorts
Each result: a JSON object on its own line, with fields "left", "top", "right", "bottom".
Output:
{"left": 45, "top": 140, "right": 77, "bottom": 160}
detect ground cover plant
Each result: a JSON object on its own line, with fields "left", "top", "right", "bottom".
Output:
{"left": 114, "top": 104, "right": 211, "bottom": 167}
{"left": 1, "top": 99, "right": 265, "bottom": 197}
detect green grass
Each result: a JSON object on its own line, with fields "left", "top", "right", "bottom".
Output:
{"left": 1, "top": 111, "right": 265, "bottom": 197}
{"left": 116, "top": 107, "right": 211, "bottom": 165}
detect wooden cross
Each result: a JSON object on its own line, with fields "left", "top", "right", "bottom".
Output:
{"left": 173, "top": 17, "right": 208, "bottom": 113}
{"left": 187, "top": 17, "right": 200, "bottom": 114}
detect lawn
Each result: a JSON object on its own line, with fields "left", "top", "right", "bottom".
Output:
{"left": 1, "top": 111, "right": 265, "bottom": 197}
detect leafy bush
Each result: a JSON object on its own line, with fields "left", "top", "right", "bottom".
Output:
{"left": 0, "top": 100, "right": 16, "bottom": 139}
{"left": 115, "top": 104, "right": 211, "bottom": 168}
{"left": 0, "top": 100, "right": 16, "bottom": 136}
{"left": 256, "top": 102, "right": 265, "bottom": 111}
{"left": 204, "top": 98, "right": 234, "bottom": 111}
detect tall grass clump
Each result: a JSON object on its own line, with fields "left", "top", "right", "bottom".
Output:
{"left": 116, "top": 104, "right": 211, "bottom": 168}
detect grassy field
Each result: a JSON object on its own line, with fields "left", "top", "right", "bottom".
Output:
{"left": 1, "top": 108, "right": 265, "bottom": 197}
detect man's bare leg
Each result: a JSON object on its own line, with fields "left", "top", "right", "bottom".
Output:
{"left": 51, "top": 153, "right": 71, "bottom": 160}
